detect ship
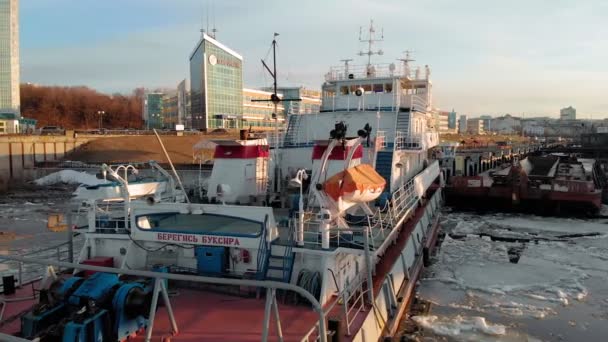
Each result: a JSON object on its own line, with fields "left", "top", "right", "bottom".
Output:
{"left": 0, "top": 22, "right": 443, "bottom": 342}
{"left": 445, "top": 154, "right": 603, "bottom": 215}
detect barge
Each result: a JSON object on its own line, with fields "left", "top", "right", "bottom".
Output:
{"left": 446, "top": 155, "right": 602, "bottom": 215}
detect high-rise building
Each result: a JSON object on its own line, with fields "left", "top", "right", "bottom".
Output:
{"left": 458, "top": 115, "right": 467, "bottom": 134}
{"left": 189, "top": 33, "right": 243, "bottom": 130}
{"left": 447, "top": 110, "right": 457, "bottom": 130}
{"left": 0, "top": 0, "right": 20, "bottom": 115}
{"left": 560, "top": 106, "right": 576, "bottom": 120}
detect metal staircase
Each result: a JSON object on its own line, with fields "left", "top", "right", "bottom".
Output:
{"left": 375, "top": 151, "right": 393, "bottom": 192}
{"left": 263, "top": 228, "right": 295, "bottom": 283}
{"left": 396, "top": 111, "right": 410, "bottom": 133}
{"left": 284, "top": 115, "right": 301, "bottom": 146}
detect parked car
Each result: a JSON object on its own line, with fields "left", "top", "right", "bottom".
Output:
{"left": 40, "top": 126, "right": 65, "bottom": 135}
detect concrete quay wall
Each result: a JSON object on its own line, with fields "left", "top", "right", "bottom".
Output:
{"left": 0, "top": 135, "right": 94, "bottom": 190}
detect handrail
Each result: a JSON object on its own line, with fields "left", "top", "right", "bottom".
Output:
{"left": 256, "top": 214, "right": 270, "bottom": 279}
{"left": 0, "top": 240, "right": 77, "bottom": 290}
{"left": 0, "top": 254, "right": 328, "bottom": 342}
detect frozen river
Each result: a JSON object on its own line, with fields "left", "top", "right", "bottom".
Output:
{"left": 406, "top": 209, "right": 608, "bottom": 341}
{"left": 0, "top": 187, "right": 84, "bottom": 282}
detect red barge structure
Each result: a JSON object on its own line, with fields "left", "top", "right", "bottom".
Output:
{"left": 446, "top": 155, "right": 603, "bottom": 215}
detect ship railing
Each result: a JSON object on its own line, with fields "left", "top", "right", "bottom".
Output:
{"left": 376, "top": 130, "right": 387, "bottom": 150}
{"left": 298, "top": 219, "right": 366, "bottom": 250}
{"left": 397, "top": 94, "right": 429, "bottom": 113}
{"left": 302, "top": 271, "right": 370, "bottom": 341}
{"left": 391, "top": 179, "right": 417, "bottom": 222}
{"left": 88, "top": 200, "right": 131, "bottom": 234}
{"left": 0, "top": 255, "right": 329, "bottom": 342}
{"left": 394, "top": 131, "right": 422, "bottom": 150}
{"left": 265, "top": 131, "right": 316, "bottom": 148}
{"left": 325, "top": 63, "right": 427, "bottom": 81}
{"left": 365, "top": 206, "right": 394, "bottom": 250}
{"left": 0, "top": 240, "right": 75, "bottom": 293}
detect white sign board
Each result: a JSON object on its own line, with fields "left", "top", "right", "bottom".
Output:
{"left": 175, "top": 124, "right": 185, "bottom": 131}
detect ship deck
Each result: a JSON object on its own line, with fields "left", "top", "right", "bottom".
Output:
{"left": 0, "top": 187, "right": 442, "bottom": 342}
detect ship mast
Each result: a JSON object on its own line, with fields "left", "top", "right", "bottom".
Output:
{"left": 253, "top": 33, "right": 301, "bottom": 199}
{"left": 398, "top": 50, "right": 415, "bottom": 79}
{"left": 358, "top": 19, "right": 384, "bottom": 75}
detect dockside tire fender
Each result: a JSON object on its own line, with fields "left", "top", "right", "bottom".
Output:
{"left": 422, "top": 247, "right": 430, "bottom": 267}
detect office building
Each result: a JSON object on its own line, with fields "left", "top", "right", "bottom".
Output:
{"left": 243, "top": 88, "right": 285, "bottom": 128}
{"left": 162, "top": 92, "right": 179, "bottom": 128}
{"left": 458, "top": 115, "right": 467, "bottom": 134}
{"left": 265, "top": 87, "right": 321, "bottom": 115}
{"left": 492, "top": 114, "right": 521, "bottom": 134}
{"left": 143, "top": 92, "right": 164, "bottom": 129}
{"left": 177, "top": 79, "right": 190, "bottom": 127}
{"left": 437, "top": 111, "right": 449, "bottom": 133}
{"left": 190, "top": 33, "right": 243, "bottom": 130}
{"left": 0, "top": 0, "right": 20, "bottom": 115}
{"left": 480, "top": 115, "right": 492, "bottom": 132}
{"left": 560, "top": 106, "right": 576, "bottom": 120}
{"left": 467, "top": 118, "right": 484, "bottom": 135}
{"left": 447, "top": 110, "right": 457, "bottom": 130}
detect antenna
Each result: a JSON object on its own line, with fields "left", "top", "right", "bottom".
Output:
{"left": 211, "top": 0, "right": 218, "bottom": 38}
{"left": 206, "top": 1, "right": 209, "bottom": 37}
{"left": 398, "top": 50, "right": 415, "bottom": 78}
{"left": 358, "top": 19, "right": 384, "bottom": 75}
{"left": 340, "top": 59, "right": 353, "bottom": 79}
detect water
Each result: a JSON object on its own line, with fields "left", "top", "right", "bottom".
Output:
{"left": 406, "top": 209, "right": 608, "bottom": 341}
{"left": 0, "top": 188, "right": 84, "bottom": 281}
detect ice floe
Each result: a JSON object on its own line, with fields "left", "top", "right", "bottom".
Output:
{"left": 413, "top": 314, "right": 506, "bottom": 338}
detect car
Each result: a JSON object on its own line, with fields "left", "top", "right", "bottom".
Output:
{"left": 40, "top": 126, "right": 65, "bottom": 135}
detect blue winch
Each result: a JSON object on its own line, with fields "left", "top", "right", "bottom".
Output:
{"left": 21, "top": 272, "right": 153, "bottom": 341}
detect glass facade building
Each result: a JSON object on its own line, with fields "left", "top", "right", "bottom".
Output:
{"left": 162, "top": 93, "right": 179, "bottom": 128}
{"left": 190, "top": 33, "right": 243, "bottom": 130}
{"left": 0, "top": 0, "right": 19, "bottom": 115}
{"left": 143, "top": 93, "right": 164, "bottom": 129}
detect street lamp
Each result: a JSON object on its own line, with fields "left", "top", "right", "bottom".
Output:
{"left": 288, "top": 169, "right": 308, "bottom": 246}
{"left": 97, "top": 110, "right": 105, "bottom": 131}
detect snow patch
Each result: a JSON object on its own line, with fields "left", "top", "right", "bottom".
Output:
{"left": 34, "top": 170, "right": 108, "bottom": 186}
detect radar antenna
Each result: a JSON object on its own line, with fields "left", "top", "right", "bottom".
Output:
{"left": 358, "top": 19, "right": 384, "bottom": 76}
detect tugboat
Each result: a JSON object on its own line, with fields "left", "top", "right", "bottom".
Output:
{"left": 0, "top": 22, "right": 443, "bottom": 342}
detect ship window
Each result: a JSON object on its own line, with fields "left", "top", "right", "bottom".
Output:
{"left": 373, "top": 84, "right": 384, "bottom": 93}
{"left": 136, "top": 212, "right": 263, "bottom": 237}
{"left": 362, "top": 84, "right": 372, "bottom": 93}
{"left": 385, "top": 83, "right": 393, "bottom": 93}
{"left": 340, "top": 86, "right": 349, "bottom": 95}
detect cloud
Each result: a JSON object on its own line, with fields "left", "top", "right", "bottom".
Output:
{"left": 19, "top": 0, "right": 608, "bottom": 117}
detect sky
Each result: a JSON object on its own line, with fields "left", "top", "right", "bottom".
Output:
{"left": 20, "top": 0, "right": 608, "bottom": 118}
